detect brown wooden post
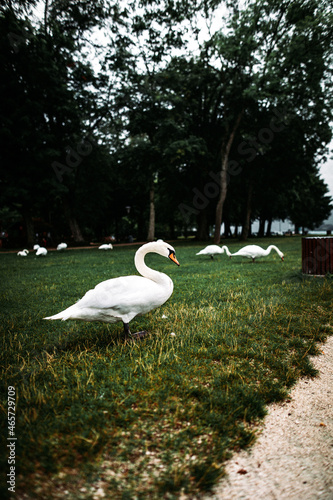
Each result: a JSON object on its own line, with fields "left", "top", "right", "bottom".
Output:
{"left": 302, "top": 237, "right": 333, "bottom": 275}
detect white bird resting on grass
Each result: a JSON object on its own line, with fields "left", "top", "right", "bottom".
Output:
{"left": 36, "top": 246, "right": 47, "bottom": 256}
{"left": 44, "top": 240, "right": 180, "bottom": 341}
{"left": 99, "top": 243, "right": 113, "bottom": 250}
{"left": 57, "top": 243, "right": 67, "bottom": 251}
{"left": 222, "top": 244, "right": 284, "bottom": 263}
{"left": 196, "top": 245, "right": 225, "bottom": 259}
{"left": 17, "top": 249, "right": 29, "bottom": 257}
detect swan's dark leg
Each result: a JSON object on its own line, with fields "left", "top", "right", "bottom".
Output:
{"left": 210, "top": 255, "right": 214, "bottom": 260}
{"left": 123, "top": 322, "right": 131, "bottom": 338}
{"left": 123, "top": 322, "right": 148, "bottom": 341}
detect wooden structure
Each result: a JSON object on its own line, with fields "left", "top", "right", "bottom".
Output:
{"left": 302, "top": 237, "right": 333, "bottom": 275}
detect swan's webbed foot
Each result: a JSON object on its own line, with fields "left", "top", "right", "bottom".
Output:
{"left": 123, "top": 322, "right": 148, "bottom": 341}
{"left": 130, "top": 330, "right": 148, "bottom": 340}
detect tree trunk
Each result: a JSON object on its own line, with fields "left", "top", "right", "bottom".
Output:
{"left": 266, "top": 219, "right": 272, "bottom": 236}
{"left": 62, "top": 197, "right": 84, "bottom": 243}
{"left": 258, "top": 217, "right": 266, "bottom": 237}
{"left": 224, "top": 220, "right": 231, "bottom": 238}
{"left": 214, "top": 110, "right": 244, "bottom": 244}
{"left": 241, "top": 181, "right": 253, "bottom": 241}
{"left": 22, "top": 207, "right": 34, "bottom": 247}
{"left": 168, "top": 217, "right": 176, "bottom": 240}
{"left": 44, "top": 0, "right": 49, "bottom": 33}
{"left": 147, "top": 178, "right": 155, "bottom": 241}
{"left": 137, "top": 210, "right": 146, "bottom": 241}
{"left": 196, "top": 209, "right": 209, "bottom": 240}
{"left": 213, "top": 156, "right": 227, "bottom": 243}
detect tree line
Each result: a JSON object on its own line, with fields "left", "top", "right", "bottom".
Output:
{"left": 0, "top": 0, "right": 332, "bottom": 247}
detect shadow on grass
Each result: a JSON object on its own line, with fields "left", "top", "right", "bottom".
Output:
{"left": 33, "top": 324, "right": 137, "bottom": 358}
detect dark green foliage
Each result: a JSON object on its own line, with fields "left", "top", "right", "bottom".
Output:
{"left": 1, "top": 0, "right": 332, "bottom": 245}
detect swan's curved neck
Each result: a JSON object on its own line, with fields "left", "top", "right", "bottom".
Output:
{"left": 222, "top": 245, "right": 231, "bottom": 256}
{"left": 267, "top": 245, "right": 279, "bottom": 254}
{"left": 134, "top": 246, "right": 166, "bottom": 283}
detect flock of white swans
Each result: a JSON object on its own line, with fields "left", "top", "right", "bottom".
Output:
{"left": 196, "top": 244, "right": 284, "bottom": 262}
{"left": 16, "top": 239, "right": 284, "bottom": 340}
{"left": 17, "top": 243, "right": 66, "bottom": 256}
{"left": 17, "top": 242, "right": 111, "bottom": 257}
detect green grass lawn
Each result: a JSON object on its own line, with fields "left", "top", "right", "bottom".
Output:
{"left": 1, "top": 237, "right": 333, "bottom": 499}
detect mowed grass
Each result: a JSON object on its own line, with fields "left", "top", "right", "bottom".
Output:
{"left": 1, "top": 237, "right": 333, "bottom": 499}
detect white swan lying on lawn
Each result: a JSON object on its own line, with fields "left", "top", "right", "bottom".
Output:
{"left": 44, "top": 240, "right": 180, "bottom": 340}
{"left": 36, "top": 247, "right": 47, "bottom": 256}
{"left": 17, "top": 249, "right": 29, "bottom": 257}
{"left": 222, "top": 244, "right": 284, "bottom": 263}
{"left": 99, "top": 243, "right": 113, "bottom": 250}
{"left": 57, "top": 243, "right": 67, "bottom": 251}
{"left": 196, "top": 245, "right": 224, "bottom": 259}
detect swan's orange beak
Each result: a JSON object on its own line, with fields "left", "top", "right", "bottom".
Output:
{"left": 281, "top": 256, "right": 284, "bottom": 261}
{"left": 169, "top": 252, "right": 180, "bottom": 266}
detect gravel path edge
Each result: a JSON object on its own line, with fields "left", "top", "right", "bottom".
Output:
{"left": 208, "top": 335, "right": 333, "bottom": 500}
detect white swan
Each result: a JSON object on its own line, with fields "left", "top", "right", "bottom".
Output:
{"left": 36, "top": 247, "right": 48, "bottom": 256}
{"left": 196, "top": 245, "right": 224, "bottom": 259}
{"left": 57, "top": 243, "right": 67, "bottom": 251}
{"left": 99, "top": 243, "right": 113, "bottom": 250}
{"left": 222, "top": 244, "right": 284, "bottom": 263}
{"left": 17, "top": 249, "right": 29, "bottom": 257}
{"left": 44, "top": 240, "right": 180, "bottom": 340}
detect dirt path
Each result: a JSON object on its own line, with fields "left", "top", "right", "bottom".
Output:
{"left": 208, "top": 335, "right": 333, "bottom": 500}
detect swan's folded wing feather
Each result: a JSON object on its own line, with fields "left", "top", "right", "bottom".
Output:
{"left": 77, "top": 276, "right": 146, "bottom": 310}
{"left": 77, "top": 275, "right": 170, "bottom": 315}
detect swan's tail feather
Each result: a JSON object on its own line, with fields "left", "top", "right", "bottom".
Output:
{"left": 44, "top": 306, "right": 76, "bottom": 321}
{"left": 44, "top": 313, "right": 70, "bottom": 321}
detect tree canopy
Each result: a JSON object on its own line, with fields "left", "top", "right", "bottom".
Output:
{"left": 0, "top": 0, "right": 332, "bottom": 246}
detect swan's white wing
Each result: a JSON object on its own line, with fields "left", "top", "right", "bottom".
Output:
{"left": 36, "top": 247, "right": 47, "bottom": 256}
{"left": 235, "top": 245, "right": 263, "bottom": 258}
{"left": 79, "top": 276, "right": 151, "bottom": 309}
{"left": 45, "top": 275, "right": 173, "bottom": 324}
{"left": 88, "top": 276, "right": 172, "bottom": 315}
{"left": 99, "top": 244, "right": 112, "bottom": 250}
{"left": 197, "top": 245, "right": 222, "bottom": 255}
